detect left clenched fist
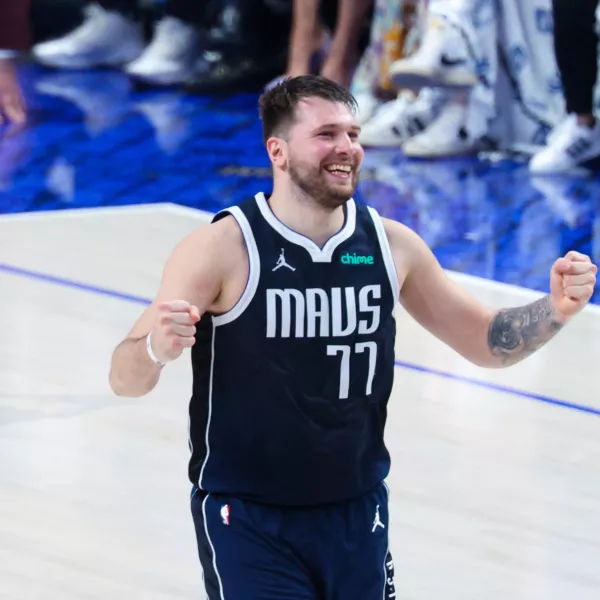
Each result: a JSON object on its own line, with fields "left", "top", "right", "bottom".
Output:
{"left": 550, "top": 251, "right": 597, "bottom": 320}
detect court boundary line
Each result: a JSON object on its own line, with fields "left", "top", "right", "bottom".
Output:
{"left": 1, "top": 259, "right": 598, "bottom": 418}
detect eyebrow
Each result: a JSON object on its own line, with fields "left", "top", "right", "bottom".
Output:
{"left": 313, "top": 123, "right": 362, "bottom": 133}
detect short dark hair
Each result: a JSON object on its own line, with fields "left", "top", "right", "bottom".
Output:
{"left": 258, "top": 75, "right": 358, "bottom": 143}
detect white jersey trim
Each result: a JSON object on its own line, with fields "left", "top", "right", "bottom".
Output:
{"left": 367, "top": 207, "right": 400, "bottom": 307}
{"left": 198, "top": 320, "right": 217, "bottom": 489}
{"left": 202, "top": 494, "right": 226, "bottom": 600}
{"left": 382, "top": 482, "right": 391, "bottom": 600}
{"left": 212, "top": 206, "right": 261, "bottom": 327}
{"left": 254, "top": 192, "right": 356, "bottom": 263}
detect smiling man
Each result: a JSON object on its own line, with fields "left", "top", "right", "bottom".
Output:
{"left": 109, "top": 75, "right": 597, "bottom": 599}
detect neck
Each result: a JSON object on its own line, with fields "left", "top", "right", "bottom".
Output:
{"left": 268, "top": 185, "right": 347, "bottom": 248}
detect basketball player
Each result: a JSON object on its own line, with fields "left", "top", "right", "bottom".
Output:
{"left": 109, "top": 75, "right": 597, "bottom": 599}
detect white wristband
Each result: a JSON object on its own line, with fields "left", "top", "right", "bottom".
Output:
{"left": 146, "top": 332, "right": 166, "bottom": 367}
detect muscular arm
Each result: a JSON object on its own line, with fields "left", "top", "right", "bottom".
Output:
{"left": 487, "top": 295, "right": 565, "bottom": 366}
{"left": 384, "top": 218, "right": 567, "bottom": 368}
{"left": 109, "top": 216, "right": 243, "bottom": 397}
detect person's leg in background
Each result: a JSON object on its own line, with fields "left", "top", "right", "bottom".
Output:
{"left": 382, "top": 0, "right": 489, "bottom": 158}
{"left": 382, "top": 0, "right": 566, "bottom": 159}
{"left": 388, "top": 0, "right": 479, "bottom": 91}
{"left": 98, "top": 0, "right": 139, "bottom": 17}
{"left": 487, "top": 0, "right": 563, "bottom": 153}
{"left": 319, "top": 0, "right": 374, "bottom": 87}
{"left": 183, "top": 0, "right": 295, "bottom": 94}
{"left": 31, "top": 0, "right": 89, "bottom": 44}
{"left": 284, "top": 0, "right": 328, "bottom": 79}
{"left": 347, "top": 0, "right": 392, "bottom": 126}
{"left": 530, "top": 0, "right": 600, "bottom": 173}
{"left": 553, "top": 0, "right": 598, "bottom": 125}
{"left": 350, "top": 0, "right": 424, "bottom": 130}
{"left": 268, "top": 0, "right": 373, "bottom": 89}
{"left": 125, "top": 0, "right": 206, "bottom": 85}
{"left": 357, "top": 0, "right": 487, "bottom": 156}
{"left": 355, "top": 0, "right": 448, "bottom": 147}
{"left": 31, "top": 0, "right": 208, "bottom": 83}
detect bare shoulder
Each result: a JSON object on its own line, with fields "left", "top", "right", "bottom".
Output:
{"left": 196, "top": 214, "right": 249, "bottom": 311}
{"left": 124, "top": 214, "right": 248, "bottom": 338}
{"left": 167, "top": 214, "right": 245, "bottom": 270}
{"left": 210, "top": 213, "right": 245, "bottom": 244}
{"left": 169, "top": 213, "right": 248, "bottom": 305}
{"left": 379, "top": 216, "right": 435, "bottom": 281}
{"left": 207, "top": 214, "right": 248, "bottom": 271}
{"left": 380, "top": 216, "right": 428, "bottom": 253}
{"left": 179, "top": 213, "right": 242, "bottom": 246}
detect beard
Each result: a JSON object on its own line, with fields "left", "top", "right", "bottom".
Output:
{"left": 288, "top": 155, "right": 359, "bottom": 209}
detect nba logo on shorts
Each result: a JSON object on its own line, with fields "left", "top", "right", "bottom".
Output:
{"left": 220, "top": 504, "right": 231, "bottom": 525}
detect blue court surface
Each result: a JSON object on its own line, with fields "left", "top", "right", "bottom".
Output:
{"left": 1, "top": 63, "right": 599, "bottom": 304}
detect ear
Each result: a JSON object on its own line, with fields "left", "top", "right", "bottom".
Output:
{"left": 266, "top": 136, "right": 288, "bottom": 169}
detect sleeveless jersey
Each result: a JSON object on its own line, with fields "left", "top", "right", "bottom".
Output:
{"left": 188, "top": 192, "right": 400, "bottom": 506}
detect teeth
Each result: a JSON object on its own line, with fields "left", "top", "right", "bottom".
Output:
{"left": 326, "top": 164, "right": 351, "bottom": 173}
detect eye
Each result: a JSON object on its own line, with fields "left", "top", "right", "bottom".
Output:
{"left": 349, "top": 132, "right": 359, "bottom": 140}
{"left": 319, "top": 132, "right": 334, "bottom": 138}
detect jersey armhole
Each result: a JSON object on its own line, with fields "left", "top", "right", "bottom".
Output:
{"left": 367, "top": 207, "right": 401, "bottom": 307}
{"left": 212, "top": 206, "right": 261, "bottom": 327}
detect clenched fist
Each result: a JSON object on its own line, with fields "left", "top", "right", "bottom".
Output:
{"left": 148, "top": 300, "right": 201, "bottom": 364}
{"left": 550, "top": 251, "right": 598, "bottom": 320}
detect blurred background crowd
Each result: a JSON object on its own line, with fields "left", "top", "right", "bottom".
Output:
{"left": 1, "top": 0, "right": 600, "bottom": 175}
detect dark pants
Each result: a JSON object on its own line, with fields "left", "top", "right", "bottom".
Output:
{"left": 99, "top": 0, "right": 206, "bottom": 23}
{"left": 552, "top": 0, "right": 599, "bottom": 115}
{"left": 190, "top": 482, "right": 396, "bottom": 600}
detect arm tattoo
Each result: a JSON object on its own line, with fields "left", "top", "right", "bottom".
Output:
{"left": 488, "top": 295, "right": 564, "bottom": 366}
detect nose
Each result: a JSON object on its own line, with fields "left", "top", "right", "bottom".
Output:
{"left": 335, "top": 133, "right": 353, "bottom": 154}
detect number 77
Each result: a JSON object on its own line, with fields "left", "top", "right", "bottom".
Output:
{"left": 327, "top": 342, "right": 377, "bottom": 400}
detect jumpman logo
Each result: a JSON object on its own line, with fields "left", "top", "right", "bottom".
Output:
{"left": 372, "top": 505, "right": 385, "bottom": 532}
{"left": 272, "top": 248, "right": 296, "bottom": 272}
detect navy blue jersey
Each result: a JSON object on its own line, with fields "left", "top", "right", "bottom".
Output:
{"left": 188, "top": 192, "right": 400, "bottom": 506}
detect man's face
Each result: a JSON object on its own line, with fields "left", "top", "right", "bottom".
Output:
{"left": 281, "top": 98, "right": 365, "bottom": 208}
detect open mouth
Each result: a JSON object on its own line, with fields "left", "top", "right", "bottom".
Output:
{"left": 323, "top": 164, "right": 352, "bottom": 180}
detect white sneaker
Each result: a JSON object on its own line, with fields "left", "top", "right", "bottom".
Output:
{"left": 125, "top": 17, "right": 200, "bottom": 85}
{"left": 529, "top": 115, "right": 600, "bottom": 174}
{"left": 32, "top": 4, "right": 144, "bottom": 69}
{"left": 389, "top": 15, "right": 477, "bottom": 91}
{"left": 360, "top": 89, "right": 446, "bottom": 148}
{"left": 402, "top": 101, "right": 479, "bottom": 157}
{"left": 354, "top": 93, "right": 382, "bottom": 126}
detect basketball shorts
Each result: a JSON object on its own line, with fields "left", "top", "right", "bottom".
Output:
{"left": 190, "top": 481, "right": 396, "bottom": 600}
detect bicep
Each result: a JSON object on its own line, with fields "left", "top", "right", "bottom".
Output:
{"left": 125, "top": 226, "right": 225, "bottom": 340}
{"left": 389, "top": 222, "right": 494, "bottom": 363}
